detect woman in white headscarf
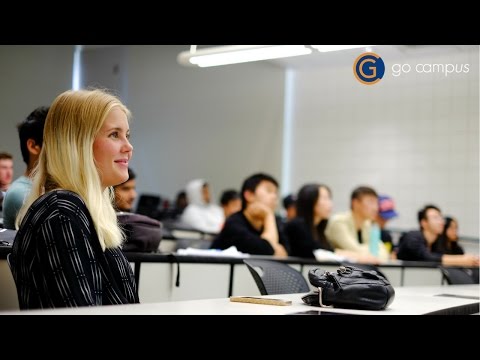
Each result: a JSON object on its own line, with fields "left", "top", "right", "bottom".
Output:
{"left": 181, "top": 179, "right": 224, "bottom": 234}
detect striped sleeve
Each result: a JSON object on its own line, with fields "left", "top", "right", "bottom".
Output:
{"left": 35, "top": 213, "right": 101, "bottom": 307}
{"left": 103, "top": 249, "right": 138, "bottom": 304}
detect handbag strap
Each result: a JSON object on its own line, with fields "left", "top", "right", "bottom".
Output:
{"left": 317, "top": 287, "right": 334, "bottom": 308}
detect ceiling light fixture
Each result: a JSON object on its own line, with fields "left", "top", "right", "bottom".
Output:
{"left": 177, "top": 45, "right": 312, "bottom": 67}
{"left": 311, "top": 45, "right": 375, "bottom": 52}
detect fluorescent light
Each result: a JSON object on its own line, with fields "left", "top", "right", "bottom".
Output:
{"left": 177, "top": 45, "right": 312, "bottom": 67}
{"left": 311, "top": 45, "right": 375, "bottom": 52}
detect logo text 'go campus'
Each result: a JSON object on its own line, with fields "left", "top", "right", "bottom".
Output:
{"left": 391, "top": 63, "right": 470, "bottom": 77}
{"left": 353, "top": 52, "right": 385, "bottom": 85}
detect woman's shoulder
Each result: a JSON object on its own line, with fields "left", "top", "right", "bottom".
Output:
{"left": 32, "top": 189, "right": 85, "bottom": 207}
{"left": 54, "top": 189, "right": 86, "bottom": 203}
{"left": 26, "top": 190, "right": 89, "bottom": 219}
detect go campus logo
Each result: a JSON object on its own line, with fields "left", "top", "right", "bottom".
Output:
{"left": 353, "top": 52, "right": 385, "bottom": 85}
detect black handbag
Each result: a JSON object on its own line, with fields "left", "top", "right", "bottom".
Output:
{"left": 302, "top": 265, "right": 395, "bottom": 310}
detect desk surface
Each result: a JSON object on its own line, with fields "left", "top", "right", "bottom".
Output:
{"left": 4, "top": 285, "right": 479, "bottom": 315}
{"left": 0, "top": 244, "right": 474, "bottom": 272}
{"left": 0, "top": 246, "right": 450, "bottom": 269}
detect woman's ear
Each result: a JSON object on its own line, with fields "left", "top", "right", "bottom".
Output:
{"left": 26, "top": 139, "right": 41, "bottom": 155}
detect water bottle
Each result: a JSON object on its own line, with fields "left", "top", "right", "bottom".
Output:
{"left": 369, "top": 223, "right": 381, "bottom": 257}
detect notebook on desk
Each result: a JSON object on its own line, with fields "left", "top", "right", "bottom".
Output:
{"left": 435, "top": 293, "right": 480, "bottom": 300}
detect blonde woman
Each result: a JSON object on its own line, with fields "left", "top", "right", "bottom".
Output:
{"left": 11, "top": 89, "right": 139, "bottom": 309}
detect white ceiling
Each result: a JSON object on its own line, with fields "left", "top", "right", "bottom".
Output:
{"left": 266, "top": 45, "right": 477, "bottom": 69}
{"left": 81, "top": 45, "right": 478, "bottom": 69}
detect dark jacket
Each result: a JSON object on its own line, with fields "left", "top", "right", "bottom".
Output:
{"left": 11, "top": 190, "right": 139, "bottom": 309}
{"left": 397, "top": 230, "right": 442, "bottom": 262}
{"left": 211, "top": 211, "right": 290, "bottom": 255}
{"left": 431, "top": 236, "right": 464, "bottom": 255}
{"left": 284, "top": 217, "right": 332, "bottom": 258}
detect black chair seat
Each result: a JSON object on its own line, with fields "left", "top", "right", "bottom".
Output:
{"left": 441, "top": 267, "right": 477, "bottom": 285}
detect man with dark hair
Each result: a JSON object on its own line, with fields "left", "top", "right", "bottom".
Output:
{"left": 113, "top": 167, "right": 137, "bottom": 212}
{"left": 325, "top": 186, "right": 388, "bottom": 261}
{"left": 282, "top": 194, "right": 297, "bottom": 222}
{"left": 397, "top": 205, "right": 479, "bottom": 266}
{"left": 0, "top": 151, "right": 14, "bottom": 213}
{"left": 211, "top": 173, "right": 289, "bottom": 256}
{"left": 3, "top": 107, "right": 48, "bottom": 229}
{"left": 175, "top": 190, "right": 188, "bottom": 213}
{"left": 0, "top": 152, "right": 14, "bottom": 193}
{"left": 114, "top": 168, "right": 163, "bottom": 252}
{"left": 220, "top": 189, "right": 241, "bottom": 219}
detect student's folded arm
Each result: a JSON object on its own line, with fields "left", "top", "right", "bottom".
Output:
{"left": 261, "top": 214, "right": 287, "bottom": 257}
{"left": 260, "top": 213, "right": 278, "bottom": 246}
{"left": 408, "top": 236, "right": 442, "bottom": 262}
{"left": 441, "top": 254, "right": 479, "bottom": 267}
{"left": 226, "top": 222, "right": 275, "bottom": 255}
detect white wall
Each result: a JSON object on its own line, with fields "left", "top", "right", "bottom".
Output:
{"left": 289, "top": 46, "right": 479, "bottom": 237}
{"left": 81, "top": 45, "right": 285, "bottom": 204}
{"left": 0, "top": 45, "right": 74, "bottom": 177}
{"left": 2, "top": 45, "right": 475, "bottom": 237}
{"left": 81, "top": 46, "right": 128, "bottom": 101}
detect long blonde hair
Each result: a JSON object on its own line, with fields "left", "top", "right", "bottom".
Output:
{"left": 16, "top": 89, "right": 131, "bottom": 250}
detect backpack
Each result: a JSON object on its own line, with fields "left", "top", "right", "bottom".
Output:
{"left": 117, "top": 212, "right": 162, "bottom": 252}
{"left": 0, "top": 228, "right": 17, "bottom": 246}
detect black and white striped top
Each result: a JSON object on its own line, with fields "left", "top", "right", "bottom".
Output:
{"left": 11, "top": 190, "right": 139, "bottom": 309}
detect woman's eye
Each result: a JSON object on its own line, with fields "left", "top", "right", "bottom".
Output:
{"left": 110, "top": 132, "right": 119, "bottom": 138}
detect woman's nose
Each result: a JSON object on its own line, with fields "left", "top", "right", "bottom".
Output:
{"left": 123, "top": 139, "right": 133, "bottom": 152}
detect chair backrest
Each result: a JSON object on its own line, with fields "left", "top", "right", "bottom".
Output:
{"left": 441, "top": 267, "right": 476, "bottom": 285}
{"left": 470, "top": 268, "right": 479, "bottom": 283}
{"left": 243, "top": 259, "right": 310, "bottom": 295}
{"left": 0, "top": 228, "right": 16, "bottom": 246}
{"left": 136, "top": 194, "right": 161, "bottom": 219}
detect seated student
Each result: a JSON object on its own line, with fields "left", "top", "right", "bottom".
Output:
{"left": 285, "top": 184, "right": 333, "bottom": 258}
{"left": 0, "top": 152, "right": 14, "bottom": 198}
{"left": 3, "top": 107, "right": 49, "bottom": 229}
{"left": 220, "top": 189, "right": 241, "bottom": 219}
{"left": 285, "top": 184, "right": 383, "bottom": 263}
{"left": 282, "top": 194, "right": 297, "bottom": 222}
{"left": 174, "top": 190, "right": 188, "bottom": 215}
{"left": 11, "top": 89, "right": 139, "bottom": 309}
{"left": 375, "top": 194, "right": 399, "bottom": 253}
{"left": 113, "top": 167, "right": 137, "bottom": 212}
{"left": 397, "top": 205, "right": 478, "bottom": 266}
{"left": 432, "top": 216, "right": 464, "bottom": 255}
{"left": 325, "top": 186, "right": 388, "bottom": 262}
{"left": 181, "top": 179, "right": 224, "bottom": 234}
{"left": 113, "top": 168, "right": 162, "bottom": 253}
{"left": 211, "top": 173, "right": 289, "bottom": 257}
